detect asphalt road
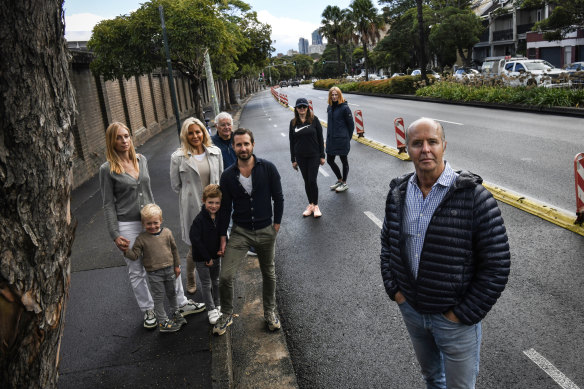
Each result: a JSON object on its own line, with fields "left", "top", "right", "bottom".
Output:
{"left": 241, "top": 88, "right": 584, "bottom": 388}
{"left": 280, "top": 84, "right": 584, "bottom": 213}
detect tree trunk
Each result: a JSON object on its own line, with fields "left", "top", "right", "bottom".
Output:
{"left": 363, "top": 41, "right": 369, "bottom": 81}
{"left": 0, "top": 1, "right": 76, "bottom": 387}
{"left": 222, "top": 80, "right": 231, "bottom": 111}
{"left": 416, "top": 0, "right": 428, "bottom": 82}
{"left": 190, "top": 77, "right": 203, "bottom": 121}
{"left": 228, "top": 79, "right": 238, "bottom": 105}
{"left": 336, "top": 44, "right": 343, "bottom": 77}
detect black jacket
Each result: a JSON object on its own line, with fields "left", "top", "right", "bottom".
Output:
{"left": 326, "top": 101, "right": 354, "bottom": 156}
{"left": 189, "top": 205, "right": 220, "bottom": 262}
{"left": 219, "top": 156, "right": 284, "bottom": 234}
{"left": 289, "top": 116, "right": 325, "bottom": 162}
{"left": 380, "top": 170, "right": 510, "bottom": 325}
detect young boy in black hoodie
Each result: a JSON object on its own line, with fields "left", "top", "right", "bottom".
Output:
{"left": 189, "top": 184, "right": 224, "bottom": 324}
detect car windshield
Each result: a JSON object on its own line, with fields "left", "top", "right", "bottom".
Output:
{"left": 568, "top": 63, "right": 583, "bottom": 71}
{"left": 525, "top": 61, "right": 553, "bottom": 71}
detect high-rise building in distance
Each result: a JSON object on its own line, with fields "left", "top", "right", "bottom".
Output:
{"left": 298, "top": 38, "right": 309, "bottom": 54}
{"left": 312, "top": 29, "right": 323, "bottom": 45}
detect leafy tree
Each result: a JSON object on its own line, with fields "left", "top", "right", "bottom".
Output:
{"left": 429, "top": 6, "right": 484, "bottom": 67}
{"left": 89, "top": 0, "right": 260, "bottom": 120}
{"left": 292, "top": 54, "right": 314, "bottom": 78}
{"left": 348, "top": 0, "right": 385, "bottom": 81}
{"left": 320, "top": 5, "right": 351, "bottom": 76}
{"left": 1, "top": 0, "right": 75, "bottom": 386}
{"left": 521, "top": 0, "right": 584, "bottom": 41}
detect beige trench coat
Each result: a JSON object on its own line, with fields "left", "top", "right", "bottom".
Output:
{"left": 170, "top": 145, "right": 223, "bottom": 245}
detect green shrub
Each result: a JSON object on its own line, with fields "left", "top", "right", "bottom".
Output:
{"left": 314, "top": 79, "right": 340, "bottom": 89}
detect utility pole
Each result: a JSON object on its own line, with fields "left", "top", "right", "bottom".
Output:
{"left": 204, "top": 50, "right": 220, "bottom": 119}
{"left": 159, "top": 5, "right": 181, "bottom": 138}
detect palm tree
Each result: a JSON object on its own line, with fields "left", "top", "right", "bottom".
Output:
{"left": 348, "top": 0, "right": 385, "bottom": 81}
{"left": 319, "top": 5, "right": 350, "bottom": 77}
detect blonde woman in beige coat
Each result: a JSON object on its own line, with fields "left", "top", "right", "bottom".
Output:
{"left": 170, "top": 117, "right": 224, "bottom": 294}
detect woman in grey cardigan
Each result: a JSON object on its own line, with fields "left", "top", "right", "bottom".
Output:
{"left": 170, "top": 117, "right": 224, "bottom": 294}
{"left": 99, "top": 122, "right": 204, "bottom": 329}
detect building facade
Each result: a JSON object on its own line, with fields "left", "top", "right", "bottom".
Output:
{"left": 472, "top": 0, "right": 584, "bottom": 68}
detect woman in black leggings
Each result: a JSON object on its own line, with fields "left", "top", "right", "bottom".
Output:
{"left": 326, "top": 87, "right": 354, "bottom": 192}
{"left": 289, "top": 98, "right": 325, "bottom": 218}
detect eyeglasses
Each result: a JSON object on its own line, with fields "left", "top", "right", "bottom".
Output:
{"left": 297, "top": 106, "right": 308, "bottom": 109}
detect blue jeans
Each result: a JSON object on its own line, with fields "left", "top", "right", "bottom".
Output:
{"left": 398, "top": 301, "right": 482, "bottom": 389}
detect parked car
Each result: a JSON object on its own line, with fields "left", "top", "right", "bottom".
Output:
{"left": 500, "top": 59, "right": 569, "bottom": 87}
{"left": 279, "top": 81, "right": 288, "bottom": 87}
{"left": 411, "top": 69, "right": 441, "bottom": 79}
{"left": 290, "top": 80, "right": 300, "bottom": 87}
{"left": 454, "top": 68, "right": 480, "bottom": 80}
{"left": 566, "top": 62, "right": 584, "bottom": 86}
{"left": 390, "top": 73, "right": 405, "bottom": 78}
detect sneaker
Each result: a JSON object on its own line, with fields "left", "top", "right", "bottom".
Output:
{"left": 159, "top": 318, "right": 181, "bottom": 333}
{"left": 335, "top": 183, "right": 348, "bottom": 192}
{"left": 213, "top": 313, "right": 233, "bottom": 336}
{"left": 144, "top": 309, "right": 156, "bottom": 329}
{"left": 265, "top": 311, "right": 281, "bottom": 331}
{"left": 247, "top": 250, "right": 258, "bottom": 256}
{"left": 330, "top": 181, "right": 343, "bottom": 190}
{"left": 208, "top": 308, "right": 221, "bottom": 325}
{"left": 179, "top": 299, "right": 206, "bottom": 317}
{"left": 313, "top": 205, "right": 322, "bottom": 218}
{"left": 302, "top": 204, "right": 314, "bottom": 217}
{"left": 173, "top": 311, "right": 187, "bottom": 328}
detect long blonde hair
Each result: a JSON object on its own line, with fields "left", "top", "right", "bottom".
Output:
{"left": 105, "top": 122, "right": 138, "bottom": 175}
{"left": 327, "top": 86, "right": 346, "bottom": 105}
{"left": 180, "top": 117, "right": 212, "bottom": 156}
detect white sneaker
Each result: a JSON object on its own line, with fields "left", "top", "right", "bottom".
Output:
{"left": 208, "top": 309, "right": 221, "bottom": 325}
{"left": 144, "top": 309, "right": 156, "bottom": 329}
{"left": 179, "top": 299, "right": 206, "bottom": 317}
{"left": 335, "top": 183, "right": 348, "bottom": 192}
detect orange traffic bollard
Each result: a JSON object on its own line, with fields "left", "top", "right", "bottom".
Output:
{"left": 354, "top": 110, "right": 364, "bottom": 138}
{"left": 575, "top": 153, "right": 584, "bottom": 225}
{"left": 394, "top": 118, "right": 407, "bottom": 154}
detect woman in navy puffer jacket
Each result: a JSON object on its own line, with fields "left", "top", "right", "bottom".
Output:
{"left": 326, "top": 87, "right": 354, "bottom": 193}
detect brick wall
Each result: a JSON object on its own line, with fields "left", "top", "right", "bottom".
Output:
{"left": 69, "top": 50, "right": 199, "bottom": 189}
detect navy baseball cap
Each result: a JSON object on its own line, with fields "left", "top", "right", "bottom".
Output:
{"left": 294, "top": 98, "right": 309, "bottom": 107}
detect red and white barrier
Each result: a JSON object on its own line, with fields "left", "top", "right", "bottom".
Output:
{"left": 308, "top": 100, "right": 313, "bottom": 112}
{"left": 394, "top": 117, "right": 407, "bottom": 154}
{"left": 575, "top": 153, "right": 584, "bottom": 225}
{"left": 354, "top": 110, "right": 364, "bottom": 137}
{"left": 281, "top": 93, "right": 288, "bottom": 107}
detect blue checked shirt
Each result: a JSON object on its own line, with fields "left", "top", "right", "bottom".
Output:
{"left": 402, "top": 162, "right": 458, "bottom": 279}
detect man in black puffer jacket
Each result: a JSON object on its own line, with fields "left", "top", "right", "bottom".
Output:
{"left": 380, "top": 117, "right": 510, "bottom": 389}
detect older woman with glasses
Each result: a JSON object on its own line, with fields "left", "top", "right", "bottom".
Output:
{"left": 288, "top": 98, "right": 325, "bottom": 218}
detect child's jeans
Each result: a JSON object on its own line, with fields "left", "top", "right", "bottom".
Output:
{"left": 195, "top": 259, "right": 221, "bottom": 311}
{"left": 147, "top": 266, "right": 178, "bottom": 323}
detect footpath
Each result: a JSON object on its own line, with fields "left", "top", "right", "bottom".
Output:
{"left": 57, "top": 95, "right": 298, "bottom": 388}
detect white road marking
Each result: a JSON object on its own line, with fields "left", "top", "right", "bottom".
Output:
{"left": 348, "top": 103, "right": 360, "bottom": 107}
{"left": 280, "top": 133, "right": 286, "bottom": 137}
{"left": 364, "top": 211, "right": 383, "bottom": 229}
{"left": 523, "top": 349, "right": 580, "bottom": 389}
{"left": 273, "top": 124, "right": 278, "bottom": 127}
{"left": 429, "top": 118, "right": 464, "bottom": 126}
{"left": 318, "top": 167, "right": 329, "bottom": 177}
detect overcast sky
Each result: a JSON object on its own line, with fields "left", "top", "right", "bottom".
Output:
{"left": 64, "top": 0, "right": 365, "bottom": 55}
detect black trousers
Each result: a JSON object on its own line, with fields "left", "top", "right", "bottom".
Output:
{"left": 296, "top": 156, "right": 320, "bottom": 205}
{"left": 327, "top": 154, "right": 349, "bottom": 182}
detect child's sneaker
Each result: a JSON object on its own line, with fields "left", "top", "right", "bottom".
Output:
{"left": 179, "top": 299, "right": 206, "bottom": 317}
{"left": 208, "top": 308, "right": 221, "bottom": 325}
{"left": 213, "top": 313, "right": 233, "bottom": 336}
{"left": 265, "top": 311, "right": 281, "bottom": 331}
{"left": 173, "top": 311, "right": 187, "bottom": 328}
{"left": 144, "top": 309, "right": 156, "bottom": 329}
{"left": 159, "top": 319, "right": 181, "bottom": 333}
